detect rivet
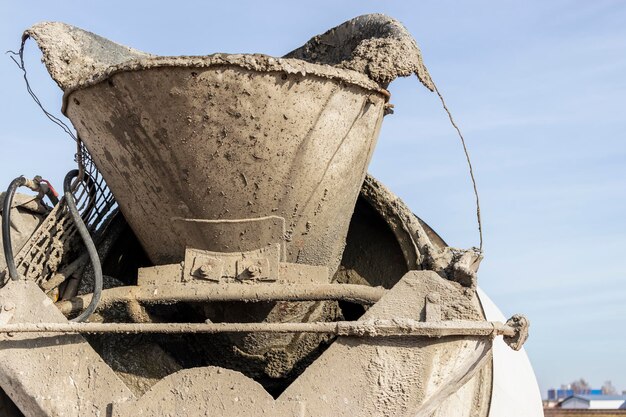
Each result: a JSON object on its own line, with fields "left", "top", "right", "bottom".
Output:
{"left": 247, "top": 265, "right": 262, "bottom": 277}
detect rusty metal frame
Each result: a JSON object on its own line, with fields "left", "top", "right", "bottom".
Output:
{"left": 0, "top": 318, "right": 518, "bottom": 337}
{"left": 54, "top": 282, "right": 387, "bottom": 316}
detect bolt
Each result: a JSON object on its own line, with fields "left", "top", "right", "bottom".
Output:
{"left": 198, "top": 264, "right": 213, "bottom": 278}
{"left": 247, "top": 264, "right": 262, "bottom": 278}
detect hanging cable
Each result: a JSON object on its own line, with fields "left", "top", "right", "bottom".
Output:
{"left": 432, "top": 83, "right": 483, "bottom": 251}
{"left": 6, "top": 36, "right": 78, "bottom": 142}
{"left": 2, "top": 176, "right": 28, "bottom": 281}
{"left": 2, "top": 175, "right": 61, "bottom": 281}
{"left": 63, "top": 170, "right": 102, "bottom": 322}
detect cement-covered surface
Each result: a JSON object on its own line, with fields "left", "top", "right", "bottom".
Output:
{"left": 0, "top": 14, "right": 527, "bottom": 416}
{"left": 0, "top": 280, "right": 133, "bottom": 416}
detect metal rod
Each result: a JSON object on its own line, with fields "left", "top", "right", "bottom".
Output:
{"left": 55, "top": 283, "right": 387, "bottom": 316}
{"left": 0, "top": 319, "right": 516, "bottom": 337}
{"left": 41, "top": 252, "right": 88, "bottom": 291}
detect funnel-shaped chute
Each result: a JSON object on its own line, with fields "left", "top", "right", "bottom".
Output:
{"left": 25, "top": 15, "right": 432, "bottom": 276}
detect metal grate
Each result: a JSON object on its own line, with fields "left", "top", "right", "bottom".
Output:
{"left": 72, "top": 142, "right": 117, "bottom": 232}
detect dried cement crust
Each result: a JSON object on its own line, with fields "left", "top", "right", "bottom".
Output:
{"left": 286, "top": 13, "right": 435, "bottom": 90}
{"left": 24, "top": 22, "right": 387, "bottom": 106}
{"left": 25, "top": 14, "right": 435, "bottom": 105}
{"left": 361, "top": 175, "right": 483, "bottom": 287}
{"left": 24, "top": 22, "right": 152, "bottom": 92}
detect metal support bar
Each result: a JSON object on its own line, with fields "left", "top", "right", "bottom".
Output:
{"left": 55, "top": 283, "right": 387, "bottom": 316}
{"left": 0, "top": 319, "right": 517, "bottom": 337}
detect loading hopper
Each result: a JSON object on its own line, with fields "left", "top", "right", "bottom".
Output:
{"left": 28, "top": 23, "right": 391, "bottom": 277}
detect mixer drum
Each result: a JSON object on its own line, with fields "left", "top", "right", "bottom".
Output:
{"left": 64, "top": 56, "right": 388, "bottom": 276}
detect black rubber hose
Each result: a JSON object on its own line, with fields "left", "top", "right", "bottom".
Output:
{"left": 63, "top": 169, "right": 102, "bottom": 322}
{"left": 45, "top": 189, "right": 59, "bottom": 206}
{"left": 2, "top": 176, "right": 27, "bottom": 281}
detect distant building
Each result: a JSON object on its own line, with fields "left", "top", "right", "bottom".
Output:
{"left": 559, "top": 394, "right": 626, "bottom": 409}
{"left": 548, "top": 388, "right": 602, "bottom": 402}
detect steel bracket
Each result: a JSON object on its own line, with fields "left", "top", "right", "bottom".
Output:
{"left": 183, "top": 244, "right": 281, "bottom": 283}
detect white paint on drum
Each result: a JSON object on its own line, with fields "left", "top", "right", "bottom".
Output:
{"left": 477, "top": 288, "right": 543, "bottom": 417}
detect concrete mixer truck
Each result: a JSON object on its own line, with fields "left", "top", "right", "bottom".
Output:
{"left": 0, "top": 14, "right": 542, "bottom": 416}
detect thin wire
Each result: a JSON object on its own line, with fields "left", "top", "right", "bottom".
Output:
{"left": 432, "top": 83, "right": 483, "bottom": 251}
{"left": 6, "top": 37, "right": 78, "bottom": 142}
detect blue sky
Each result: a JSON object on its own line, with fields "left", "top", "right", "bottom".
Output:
{"left": 1, "top": 0, "right": 625, "bottom": 397}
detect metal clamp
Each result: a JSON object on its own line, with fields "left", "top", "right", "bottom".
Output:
{"left": 183, "top": 244, "right": 280, "bottom": 282}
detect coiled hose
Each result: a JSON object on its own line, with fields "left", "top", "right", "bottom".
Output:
{"left": 2, "top": 176, "right": 27, "bottom": 281}
{"left": 63, "top": 169, "right": 103, "bottom": 322}
{"left": 2, "top": 173, "right": 100, "bottom": 321}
